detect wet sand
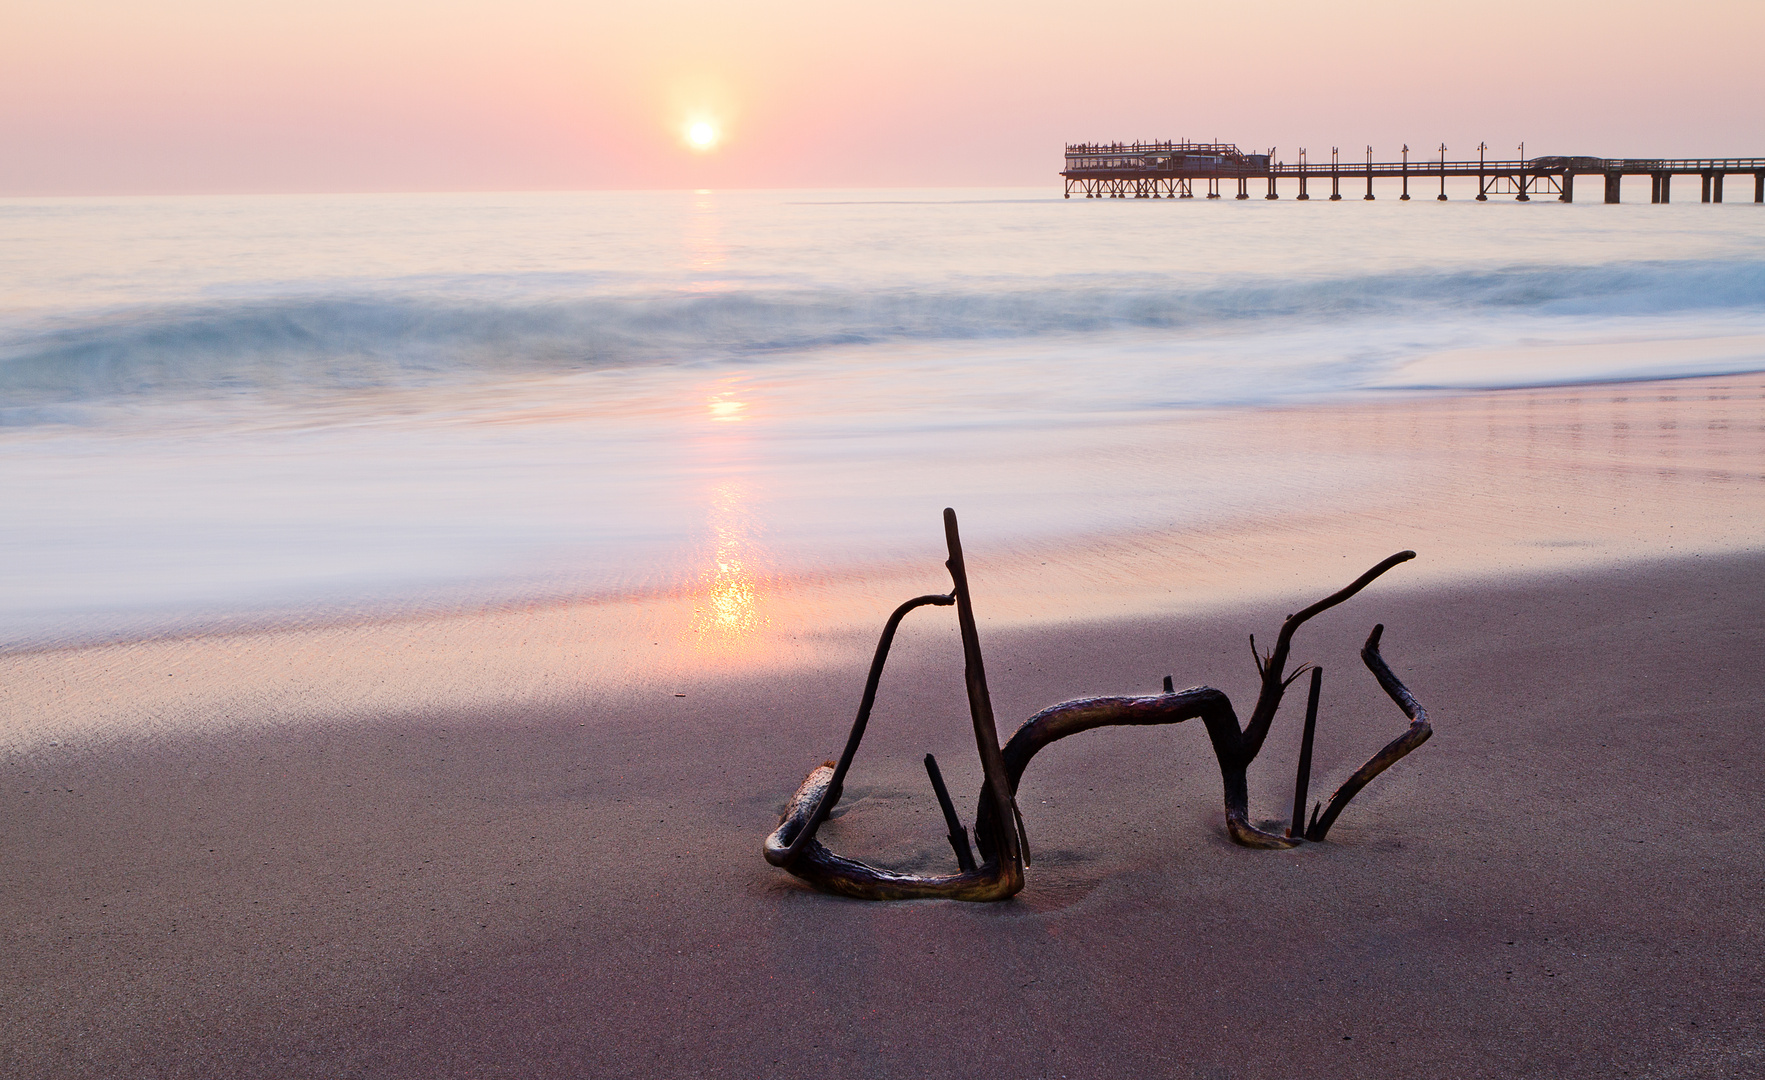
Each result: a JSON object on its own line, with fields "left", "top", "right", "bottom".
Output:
{"left": 3, "top": 376, "right": 1764, "bottom": 1078}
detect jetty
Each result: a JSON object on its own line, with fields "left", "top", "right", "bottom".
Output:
{"left": 1061, "top": 141, "right": 1765, "bottom": 203}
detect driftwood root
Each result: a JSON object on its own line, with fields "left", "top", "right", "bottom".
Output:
{"left": 764, "top": 512, "right": 1435, "bottom": 902}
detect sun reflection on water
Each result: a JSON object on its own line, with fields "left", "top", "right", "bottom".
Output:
{"left": 685, "top": 191, "right": 728, "bottom": 288}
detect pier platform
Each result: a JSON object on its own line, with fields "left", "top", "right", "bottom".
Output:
{"left": 1062, "top": 141, "right": 1765, "bottom": 203}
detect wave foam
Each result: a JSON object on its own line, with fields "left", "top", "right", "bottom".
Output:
{"left": 2, "top": 259, "right": 1761, "bottom": 410}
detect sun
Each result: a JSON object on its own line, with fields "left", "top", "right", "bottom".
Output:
{"left": 686, "top": 121, "right": 720, "bottom": 152}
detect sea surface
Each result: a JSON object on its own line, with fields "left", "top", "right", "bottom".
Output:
{"left": 3, "top": 189, "right": 1763, "bottom": 645}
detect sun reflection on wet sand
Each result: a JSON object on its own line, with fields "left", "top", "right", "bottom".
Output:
{"left": 685, "top": 372, "right": 770, "bottom": 657}
{"left": 690, "top": 479, "right": 767, "bottom": 649}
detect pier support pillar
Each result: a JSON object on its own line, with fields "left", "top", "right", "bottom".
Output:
{"left": 1365, "top": 172, "right": 1374, "bottom": 200}
{"left": 1297, "top": 173, "right": 1309, "bottom": 200}
{"left": 1701, "top": 173, "right": 1712, "bottom": 203}
{"left": 1401, "top": 170, "right": 1410, "bottom": 200}
{"left": 1605, "top": 173, "right": 1621, "bottom": 204}
{"left": 1660, "top": 174, "right": 1671, "bottom": 203}
{"left": 1559, "top": 173, "right": 1574, "bottom": 203}
{"left": 1756, "top": 173, "right": 1764, "bottom": 203}
{"left": 1476, "top": 173, "right": 1487, "bottom": 201}
{"left": 1266, "top": 173, "right": 1278, "bottom": 199}
{"left": 1713, "top": 174, "right": 1724, "bottom": 203}
{"left": 1329, "top": 172, "right": 1341, "bottom": 201}
{"left": 1236, "top": 177, "right": 1249, "bottom": 200}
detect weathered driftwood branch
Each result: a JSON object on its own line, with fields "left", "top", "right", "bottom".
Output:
{"left": 764, "top": 511, "right": 1434, "bottom": 902}
{"left": 1302, "top": 624, "right": 1432, "bottom": 841}
{"left": 999, "top": 550, "right": 1420, "bottom": 852}
{"left": 1288, "top": 666, "right": 1323, "bottom": 840}
{"left": 764, "top": 508, "right": 1026, "bottom": 901}
{"left": 923, "top": 753, "right": 977, "bottom": 871}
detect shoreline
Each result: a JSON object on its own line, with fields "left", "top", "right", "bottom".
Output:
{"left": 8, "top": 368, "right": 1764, "bottom": 646}
{"left": 5, "top": 370, "right": 1763, "bottom": 750}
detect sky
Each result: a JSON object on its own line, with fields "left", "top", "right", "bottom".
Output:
{"left": 3, "top": 0, "right": 1762, "bottom": 194}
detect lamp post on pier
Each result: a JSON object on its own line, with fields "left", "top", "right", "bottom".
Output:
{"left": 1297, "top": 148, "right": 1309, "bottom": 200}
{"left": 1438, "top": 143, "right": 1448, "bottom": 200}
{"left": 1476, "top": 142, "right": 1488, "bottom": 200}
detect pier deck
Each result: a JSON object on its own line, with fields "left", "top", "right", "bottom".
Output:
{"left": 1062, "top": 141, "right": 1765, "bottom": 203}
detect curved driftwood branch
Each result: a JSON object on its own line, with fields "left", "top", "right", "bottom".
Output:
{"left": 1303, "top": 624, "right": 1432, "bottom": 841}
{"left": 768, "top": 590, "right": 953, "bottom": 869}
{"left": 971, "top": 687, "right": 1245, "bottom": 860}
{"left": 1240, "top": 551, "right": 1416, "bottom": 764}
{"left": 763, "top": 520, "right": 1435, "bottom": 902}
{"left": 763, "top": 508, "right": 1027, "bottom": 901}
{"left": 764, "top": 764, "right": 1022, "bottom": 901}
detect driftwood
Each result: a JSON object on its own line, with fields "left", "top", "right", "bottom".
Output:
{"left": 764, "top": 508, "right": 1432, "bottom": 901}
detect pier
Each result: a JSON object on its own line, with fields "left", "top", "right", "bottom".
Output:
{"left": 1061, "top": 141, "right": 1765, "bottom": 203}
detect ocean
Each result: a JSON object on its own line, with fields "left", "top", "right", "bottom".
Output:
{"left": 3, "top": 189, "right": 1763, "bottom": 646}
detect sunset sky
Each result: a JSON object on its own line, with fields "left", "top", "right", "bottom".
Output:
{"left": 4, "top": 0, "right": 1761, "bottom": 194}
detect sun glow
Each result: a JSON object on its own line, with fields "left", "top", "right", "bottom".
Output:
{"left": 707, "top": 392, "right": 745, "bottom": 421}
{"left": 686, "top": 121, "right": 720, "bottom": 152}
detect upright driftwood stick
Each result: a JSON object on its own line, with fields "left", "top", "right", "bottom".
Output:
{"left": 923, "top": 753, "right": 977, "bottom": 871}
{"left": 1289, "top": 666, "right": 1322, "bottom": 839}
{"left": 942, "top": 508, "right": 1024, "bottom": 868}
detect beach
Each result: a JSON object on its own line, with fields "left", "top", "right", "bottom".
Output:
{"left": 8, "top": 0, "right": 1764, "bottom": 1069}
{"left": 4, "top": 191, "right": 1764, "bottom": 1076}
{"left": 4, "top": 373, "right": 1762, "bottom": 1078}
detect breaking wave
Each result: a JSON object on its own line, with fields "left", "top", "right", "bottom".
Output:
{"left": 2, "top": 258, "right": 1763, "bottom": 411}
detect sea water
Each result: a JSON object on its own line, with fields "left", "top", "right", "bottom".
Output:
{"left": 3, "top": 189, "right": 1763, "bottom": 644}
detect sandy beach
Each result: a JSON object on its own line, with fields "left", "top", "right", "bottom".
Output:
{"left": 3, "top": 375, "right": 1763, "bottom": 1078}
